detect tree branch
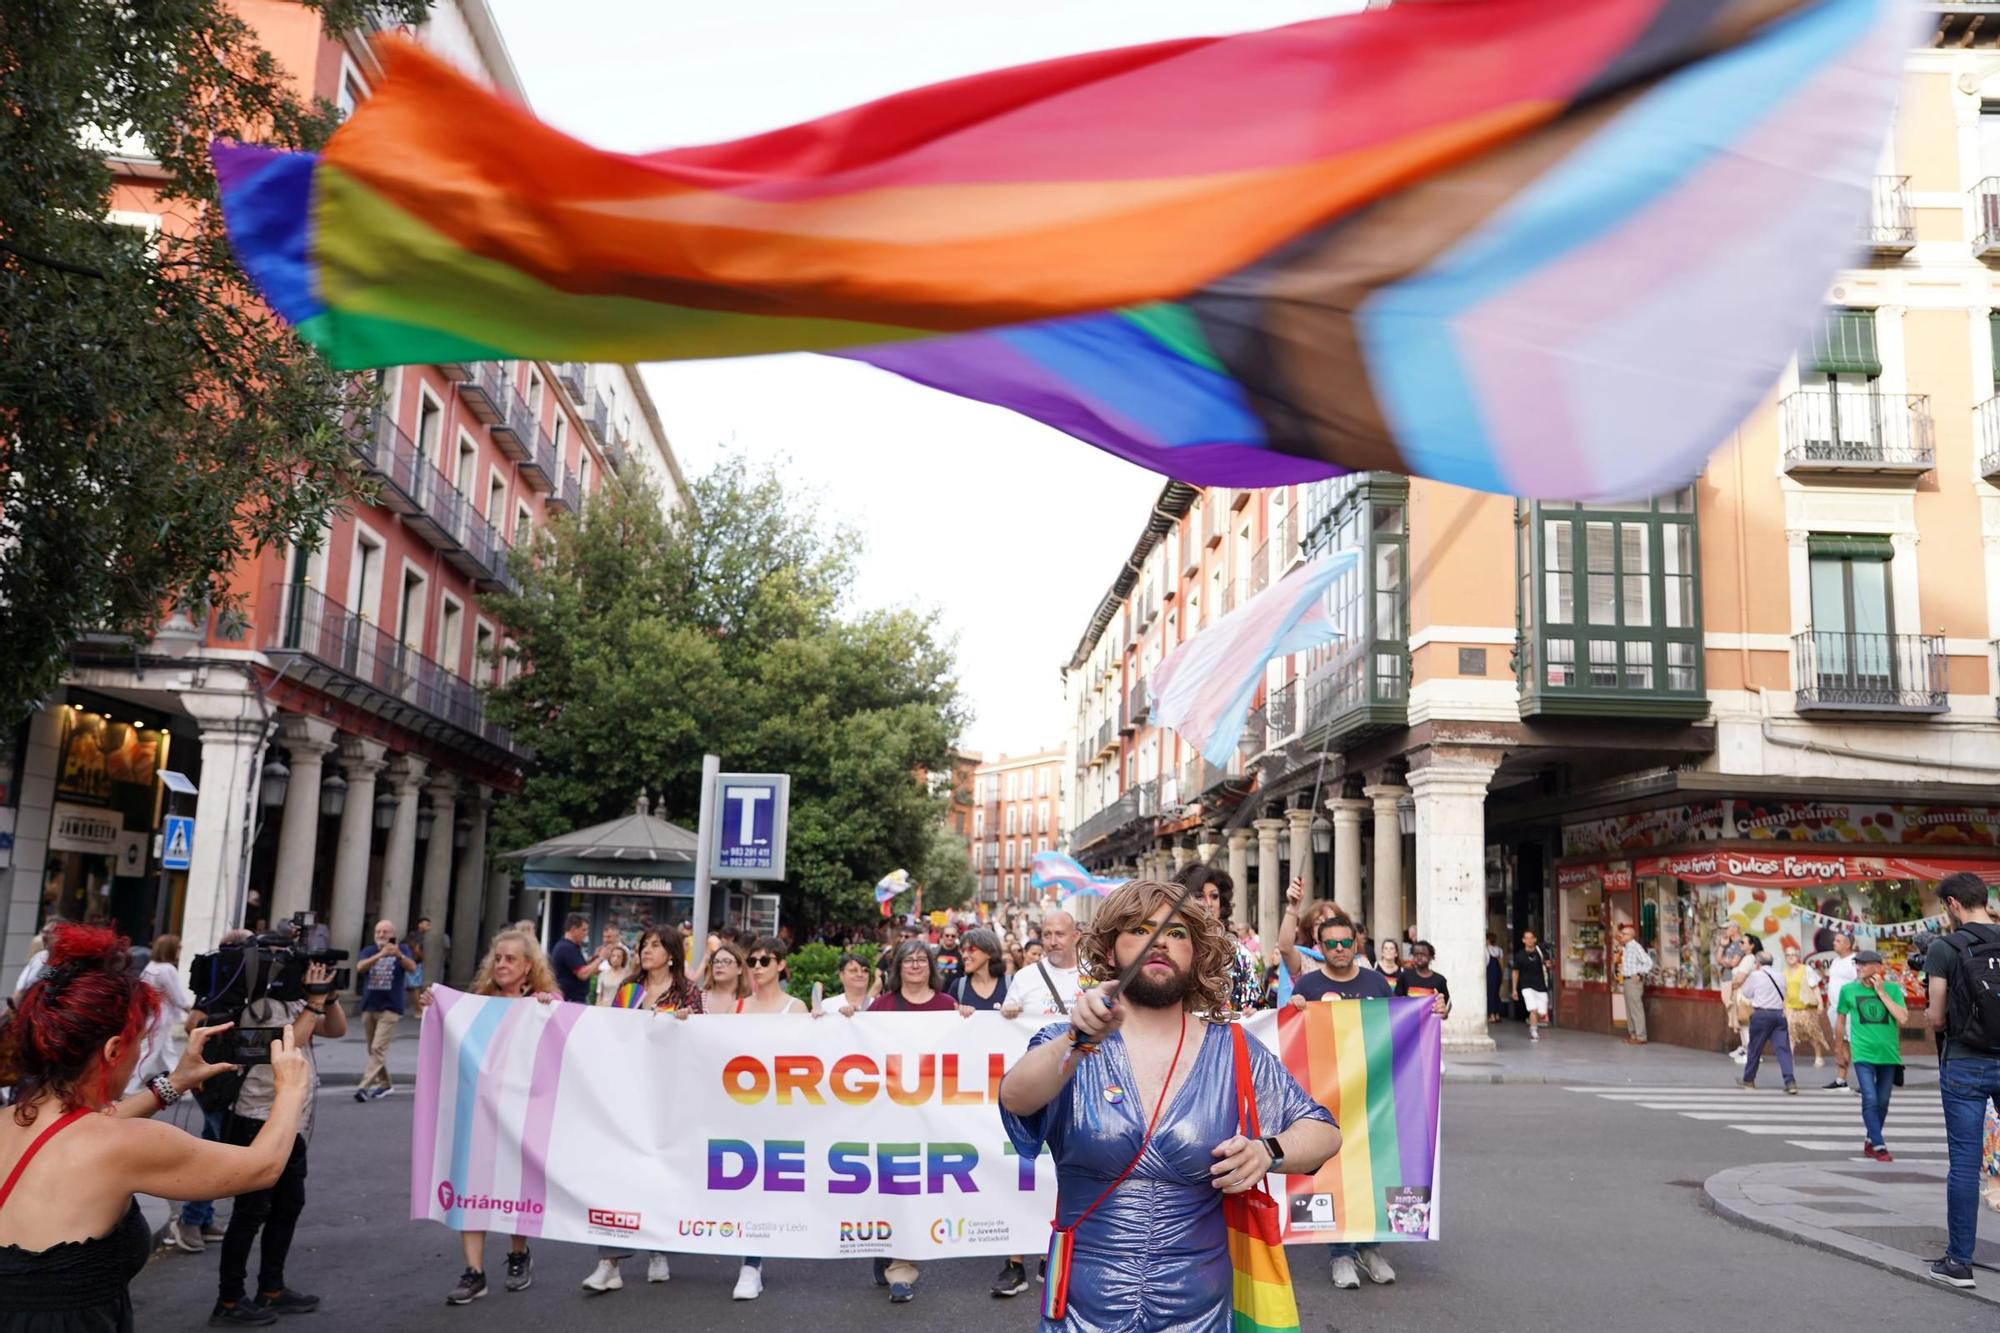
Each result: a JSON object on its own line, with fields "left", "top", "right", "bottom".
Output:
{"left": 0, "top": 241, "right": 105, "bottom": 280}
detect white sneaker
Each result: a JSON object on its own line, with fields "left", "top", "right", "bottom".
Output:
{"left": 646, "top": 1254, "right": 671, "bottom": 1284}
{"left": 1729, "top": 1048, "right": 1748, "bottom": 1063}
{"left": 1813, "top": 1055, "right": 1825, "bottom": 1068}
{"left": 732, "top": 1264, "right": 763, "bottom": 1300}
{"left": 581, "top": 1259, "right": 622, "bottom": 1293}
{"left": 1330, "top": 1256, "right": 1361, "bottom": 1289}
{"left": 1355, "top": 1248, "right": 1397, "bottom": 1285}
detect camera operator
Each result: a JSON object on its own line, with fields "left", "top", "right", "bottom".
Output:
{"left": 0, "top": 923, "right": 309, "bottom": 1330}
{"left": 193, "top": 927, "right": 347, "bottom": 1327}
{"left": 1923, "top": 872, "right": 2000, "bottom": 1290}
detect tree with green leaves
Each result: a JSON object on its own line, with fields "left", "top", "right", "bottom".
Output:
{"left": 0, "top": 0, "right": 429, "bottom": 724}
{"left": 483, "top": 459, "right": 969, "bottom": 927}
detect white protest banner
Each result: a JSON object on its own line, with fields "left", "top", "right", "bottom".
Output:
{"left": 408, "top": 989, "right": 1441, "bottom": 1256}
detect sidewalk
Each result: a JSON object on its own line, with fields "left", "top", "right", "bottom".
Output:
{"left": 1443, "top": 1021, "right": 1940, "bottom": 1088}
{"left": 1705, "top": 1160, "right": 2000, "bottom": 1306}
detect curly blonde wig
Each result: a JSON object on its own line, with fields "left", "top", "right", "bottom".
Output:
{"left": 470, "top": 927, "right": 558, "bottom": 998}
{"left": 1078, "top": 880, "right": 1232, "bottom": 1016}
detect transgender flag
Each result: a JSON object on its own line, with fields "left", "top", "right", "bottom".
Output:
{"left": 1152, "top": 551, "right": 1358, "bottom": 768}
{"left": 1030, "top": 851, "right": 1124, "bottom": 898}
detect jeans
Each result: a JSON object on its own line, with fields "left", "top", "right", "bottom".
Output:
{"left": 1328, "top": 1243, "right": 1379, "bottom": 1259}
{"left": 1852, "top": 1061, "right": 1896, "bottom": 1147}
{"left": 1742, "top": 1009, "right": 1794, "bottom": 1087}
{"left": 180, "top": 1107, "right": 230, "bottom": 1227}
{"left": 1940, "top": 1054, "right": 2000, "bottom": 1264}
{"left": 219, "top": 1117, "right": 308, "bottom": 1303}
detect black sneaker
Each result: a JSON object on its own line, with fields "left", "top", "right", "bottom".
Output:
{"left": 250, "top": 1289, "right": 320, "bottom": 1315}
{"left": 990, "top": 1261, "right": 1029, "bottom": 1298}
{"left": 1929, "top": 1257, "right": 1976, "bottom": 1289}
{"left": 445, "top": 1269, "right": 487, "bottom": 1305}
{"left": 210, "top": 1303, "right": 278, "bottom": 1327}
{"left": 1824, "top": 1079, "right": 1847, "bottom": 1090}
{"left": 504, "top": 1248, "right": 533, "bottom": 1293}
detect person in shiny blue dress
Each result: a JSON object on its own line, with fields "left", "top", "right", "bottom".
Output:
{"left": 1000, "top": 882, "right": 1341, "bottom": 1333}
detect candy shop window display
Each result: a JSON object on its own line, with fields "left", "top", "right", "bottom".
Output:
{"left": 1641, "top": 877, "right": 1723, "bottom": 990}
{"left": 1563, "top": 878, "right": 1606, "bottom": 983}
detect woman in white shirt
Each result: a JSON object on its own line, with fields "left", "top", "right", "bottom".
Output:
{"left": 127, "top": 933, "right": 195, "bottom": 1094}
{"left": 821, "top": 952, "right": 874, "bottom": 1016}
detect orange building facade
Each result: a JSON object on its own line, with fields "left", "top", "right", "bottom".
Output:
{"left": 970, "top": 751, "right": 1067, "bottom": 904}
{"left": 0, "top": 1, "right": 686, "bottom": 983}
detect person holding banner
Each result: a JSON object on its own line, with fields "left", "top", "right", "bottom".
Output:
{"left": 951, "top": 929, "right": 1008, "bottom": 1013}
{"left": 1000, "top": 881, "right": 1341, "bottom": 1332}
{"left": 440, "top": 928, "right": 560, "bottom": 1306}
{"left": 822, "top": 952, "right": 876, "bottom": 1016}
{"left": 860, "top": 939, "right": 960, "bottom": 1304}
{"left": 742, "top": 939, "right": 808, "bottom": 1016}
{"left": 696, "top": 938, "right": 751, "bottom": 1015}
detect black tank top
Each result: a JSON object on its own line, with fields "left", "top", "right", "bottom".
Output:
{"left": 0, "top": 1108, "right": 149, "bottom": 1333}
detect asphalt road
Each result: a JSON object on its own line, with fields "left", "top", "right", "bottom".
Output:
{"left": 127, "top": 1068, "right": 1996, "bottom": 1333}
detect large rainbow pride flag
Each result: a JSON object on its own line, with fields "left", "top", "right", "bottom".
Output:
{"left": 1272, "top": 997, "right": 1442, "bottom": 1244}
{"left": 214, "top": 0, "right": 1905, "bottom": 500}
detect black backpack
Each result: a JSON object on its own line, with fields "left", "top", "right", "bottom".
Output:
{"left": 1938, "top": 923, "right": 2000, "bottom": 1054}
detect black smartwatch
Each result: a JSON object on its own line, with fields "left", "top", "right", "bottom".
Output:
{"left": 1261, "top": 1136, "right": 1286, "bottom": 1173}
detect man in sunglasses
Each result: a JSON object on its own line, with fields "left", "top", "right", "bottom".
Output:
{"left": 1287, "top": 912, "right": 1395, "bottom": 1291}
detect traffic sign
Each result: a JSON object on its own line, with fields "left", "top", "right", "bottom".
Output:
{"left": 710, "top": 773, "right": 789, "bottom": 882}
{"left": 162, "top": 815, "right": 195, "bottom": 871}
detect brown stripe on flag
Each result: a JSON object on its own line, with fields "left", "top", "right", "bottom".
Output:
{"left": 1192, "top": 88, "right": 1643, "bottom": 476}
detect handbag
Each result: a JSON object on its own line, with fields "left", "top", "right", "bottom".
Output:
{"left": 1226, "top": 1025, "right": 1302, "bottom": 1333}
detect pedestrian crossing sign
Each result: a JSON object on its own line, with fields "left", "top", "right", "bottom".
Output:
{"left": 162, "top": 815, "right": 194, "bottom": 871}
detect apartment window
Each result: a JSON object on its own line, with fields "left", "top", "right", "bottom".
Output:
{"left": 474, "top": 623, "right": 496, "bottom": 684}
{"left": 1796, "top": 309, "right": 1883, "bottom": 460}
{"left": 439, "top": 596, "right": 465, "bottom": 677}
{"left": 579, "top": 453, "right": 594, "bottom": 498}
{"left": 1807, "top": 534, "right": 1893, "bottom": 674}
{"left": 1006, "top": 772, "right": 1017, "bottom": 800}
{"left": 972, "top": 811, "right": 983, "bottom": 839}
{"left": 514, "top": 502, "right": 532, "bottom": 546}
{"left": 552, "top": 414, "right": 567, "bottom": 466}
{"left": 1297, "top": 475, "right": 1409, "bottom": 740}
{"left": 416, "top": 391, "right": 442, "bottom": 465}
{"left": 1515, "top": 488, "right": 1704, "bottom": 716}
{"left": 396, "top": 568, "right": 427, "bottom": 658}
{"left": 1038, "top": 800, "right": 1050, "bottom": 834}
{"left": 527, "top": 372, "right": 543, "bottom": 417}
{"left": 336, "top": 66, "right": 367, "bottom": 119}
{"left": 1005, "top": 874, "right": 1015, "bottom": 898}
{"left": 455, "top": 436, "right": 476, "bottom": 495}
{"left": 1037, "top": 770, "right": 1049, "bottom": 798}
{"left": 487, "top": 475, "right": 507, "bottom": 524}
{"left": 348, "top": 530, "right": 384, "bottom": 622}
{"left": 1005, "top": 806, "right": 1016, "bottom": 835}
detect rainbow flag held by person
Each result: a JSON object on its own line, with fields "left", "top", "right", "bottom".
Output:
{"left": 1028, "top": 851, "right": 1124, "bottom": 898}
{"left": 874, "top": 869, "right": 911, "bottom": 917}
{"left": 1151, "top": 551, "right": 1357, "bottom": 769}
{"left": 211, "top": 0, "right": 1906, "bottom": 501}
{"left": 1268, "top": 998, "right": 1442, "bottom": 1244}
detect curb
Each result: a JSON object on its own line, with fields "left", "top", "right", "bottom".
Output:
{"left": 1702, "top": 1163, "right": 1998, "bottom": 1307}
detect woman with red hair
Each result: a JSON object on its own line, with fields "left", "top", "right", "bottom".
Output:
{"left": 0, "top": 922, "right": 308, "bottom": 1332}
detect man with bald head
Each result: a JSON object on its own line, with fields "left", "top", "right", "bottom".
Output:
{"left": 354, "top": 918, "right": 417, "bottom": 1101}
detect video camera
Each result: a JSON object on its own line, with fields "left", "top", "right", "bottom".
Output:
{"left": 189, "top": 911, "right": 351, "bottom": 1025}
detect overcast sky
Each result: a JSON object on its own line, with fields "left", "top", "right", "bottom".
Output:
{"left": 484, "top": 0, "right": 1351, "bottom": 757}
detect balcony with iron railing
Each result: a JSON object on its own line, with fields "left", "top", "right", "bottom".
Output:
{"left": 1779, "top": 389, "right": 1933, "bottom": 478}
{"left": 546, "top": 468, "right": 580, "bottom": 516}
{"left": 489, "top": 386, "right": 529, "bottom": 459}
{"left": 1129, "top": 677, "right": 1150, "bottom": 726}
{"left": 1793, "top": 630, "right": 1947, "bottom": 716}
{"left": 1222, "top": 580, "right": 1246, "bottom": 615}
{"left": 263, "top": 583, "right": 523, "bottom": 760}
{"left": 1868, "top": 176, "right": 1914, "bottom": 257}
{"left": 1975, "top": 177, "right": 2000, "bottom": 258}
{"left": 519, "top": 423, "right": 558, "bottom": 493}
{"left": 556, "top": 362, "right": 588, "bottom": 404}
{"left": 1094, "top": 716, "right": 1118, "bottom": 758}
{"left": 1178, "top": 755, "right": 1232, "bottom": 806}
{"left": 459, "top": 361, "right": 507, "bottom": 427}
{"left": 348, "top": 411, "right": 515, "bottom": 591}
{"left": 1264, "top": 679, "right": 1297, "bottom": 752}
{"left": 1976, "top": 397, "right": 2000, "bottom": 484}
{"left": 1252, "top": 542, "right": 1270, "bottom": 594}
{"left": 590, "top": 395, "right": 613, "bottom": 447}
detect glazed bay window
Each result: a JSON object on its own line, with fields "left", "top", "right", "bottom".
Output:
{"left": 1516, "top": 489, "right": 1706, "bottom": 719}
{"left": 1298, "top": 474, "right": 1408, "bottom": 745}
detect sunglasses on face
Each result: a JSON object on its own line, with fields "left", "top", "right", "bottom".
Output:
{"left": 1321, "top": 937, "right": 1356, "bottom": 950}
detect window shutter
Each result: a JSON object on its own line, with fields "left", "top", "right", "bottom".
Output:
{"left": 1806, "top": 309, "right": 1881, "bottom": 376}
{"left": 1805, "top": 534, "right": 1893, "bottom": 561}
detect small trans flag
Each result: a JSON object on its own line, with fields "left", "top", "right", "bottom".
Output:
{"left": 1030, "top": 851, "right": 1124, "bottom": 898}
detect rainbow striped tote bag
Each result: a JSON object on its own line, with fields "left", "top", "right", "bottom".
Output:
{"left": 1227, "top": 1024, "right": 1301, "bottom": 1333}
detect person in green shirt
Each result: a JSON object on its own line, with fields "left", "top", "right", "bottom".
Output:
{"left": 1834, "top": 950, "right": 1908, "bottom": 1161}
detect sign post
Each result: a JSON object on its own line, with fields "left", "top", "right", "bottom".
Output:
{"left": 711, "top": 773, "right": 790, "bottom": 881}
{"left": 690, "top": 754, "right": 720, "bottom": 972}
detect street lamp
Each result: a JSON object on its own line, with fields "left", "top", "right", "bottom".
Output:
{"left": 319, "top": 771, "right": 347, "bottom": 819}
{"left": 454, "top": 817, "right": 471, "bottom": 850}
{"left": 260, "top": 757, "right": 290, "bottom": 809}
{"left": 1396, "top": 796, "right": 1416, "bottom": 837}
{"left": 416, "top": 803, "right": 436, "bottom": 843}
{"left": 1311, "top": 817, "right": 1331, "bottom": 856}
{"left": 152, "top": 606, "right": 204, "bottom": 660}
{"left": 373, "top": 791, "right": 396, "bottom": 832}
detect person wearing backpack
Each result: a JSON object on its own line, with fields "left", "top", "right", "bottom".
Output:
{"left": 1923, "top": 871, "right": 2000, "bottom": 1289}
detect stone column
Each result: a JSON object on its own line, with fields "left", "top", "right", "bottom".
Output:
{"left": 178, "top": 691, "right": 274, "bottom": 961}
{"left": 1286, "top": 808, "right": 1316, "bottom": 903}
{"left": 1225, "top": 829, "right": 1251, "bottom": 928}
{"left": 1408, "top": 754, "right": 1501, "bottom": 1052}
{"left": 1253, "top": 818, "right": 1285, "bottom": 951}
{"left": 483, "top": 863, "right": 514, "bottom": 948}
{"left": 1363, "top": 783, "right": 1408, "bottom": 950}
{"left": 376, "top": 754, "right": 428, "bottom": 933}
{"left": 1329, "top": 796, "right": 1368, "bottom": 923}
{"left": 449, "top": 788, "right": 491, "bottom": 988}
{"left": 1195, "top": 836, "right": 1219, "bottom": 870}
{"left": 1172, "top": 843, "right": 1195, "bottom": 873}
{"left": 327, "top": 738, "right": 387, "bottom": 957}
{"left": 270, "top": 716, "right": 339, "bottom": 922}
{"left": 417, "top": 775, "right": 459, "bottom": 964}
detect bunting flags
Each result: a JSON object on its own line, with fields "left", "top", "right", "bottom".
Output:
{"left": 212, "top": 0, "right": 1906, "bottom": 501}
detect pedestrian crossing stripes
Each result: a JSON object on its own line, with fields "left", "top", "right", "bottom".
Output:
{"left": 1565, "top": 1084, "right": 1944, "bottom": 1156}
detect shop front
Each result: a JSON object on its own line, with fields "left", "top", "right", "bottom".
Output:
{"left": 503, "top": 796, "right": 703, "bottom": 954}
{"left": 1553, "top": 797, "right": 2000, "bottom": 1050}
